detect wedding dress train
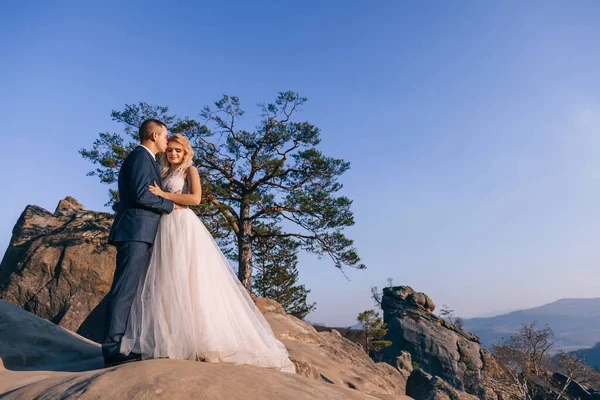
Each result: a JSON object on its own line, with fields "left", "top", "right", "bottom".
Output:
{"left": 120, "top": 170, "right": 295, "bottom": 373}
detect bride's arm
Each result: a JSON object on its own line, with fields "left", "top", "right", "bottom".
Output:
{"left": 148, "top": 167, "right": 202, "bottom": 206}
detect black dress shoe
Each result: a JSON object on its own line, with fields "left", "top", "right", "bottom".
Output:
{"left": 104, "top": 352, "right": 142, "bottom": 368}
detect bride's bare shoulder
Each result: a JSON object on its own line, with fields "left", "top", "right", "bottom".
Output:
{"left": 185, "top": 166, "right": 200, "bottom": 182}
{"left": 185, "top": 166, "right": 199, "bottom": 175}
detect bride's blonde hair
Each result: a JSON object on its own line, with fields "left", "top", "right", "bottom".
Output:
{"left": 160, "top": 133, "right": 195, "bottom": 178}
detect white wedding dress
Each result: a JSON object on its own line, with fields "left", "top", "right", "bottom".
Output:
{"left": 120, "top": 170, "right": 295, "bottom": 373}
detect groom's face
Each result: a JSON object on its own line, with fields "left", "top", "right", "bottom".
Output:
{"left": 155, "top": 126, "right": 169, "bottom": 153}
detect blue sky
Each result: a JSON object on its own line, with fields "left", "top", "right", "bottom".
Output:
{"left": 2, "top": 1, "right": 600, "bottom": 326}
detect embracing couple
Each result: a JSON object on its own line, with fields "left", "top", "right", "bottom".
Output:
{"left": 102, "top": 119, "right": 295, "bottom": 373}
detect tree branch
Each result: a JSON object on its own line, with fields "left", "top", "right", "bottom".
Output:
{"left": 206, "top": 194, "right": 240, "bottom": 233}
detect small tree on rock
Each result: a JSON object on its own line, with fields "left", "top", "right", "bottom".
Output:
{"left": 356, "top": 309, "right": 392, "bottom": 356}
{"left": 439, "top": 304, "right": 456, "bottom": 325}
{"left": 454, "top": 317, "right": 464, "bottom": 329}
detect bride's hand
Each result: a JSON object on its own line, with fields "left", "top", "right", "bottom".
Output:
{"left": 149, "top": 181, "right": 165, "bottom": 197}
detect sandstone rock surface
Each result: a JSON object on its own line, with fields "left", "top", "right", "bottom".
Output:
{"left": 264, "top": 308, "right": 408, "bottom": 395}
{"left": 0, "top": 197, "right": 115, "bottom": 343}
{"left": 0, "top": 299, "right": 411, "bottom": 400}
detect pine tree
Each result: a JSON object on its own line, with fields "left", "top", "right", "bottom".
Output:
{"left": 356, "top": 309, "right": 392, "bottom": 355}
{"left": 80, "top": 92, "right": 365, "bottom": 290}
{"left": 252, "top": 232, "right": 316, "bottom": 319}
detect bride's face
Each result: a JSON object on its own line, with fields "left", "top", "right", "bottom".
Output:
{"left": 166, "top": 141, "right": 185, "bottom": 166}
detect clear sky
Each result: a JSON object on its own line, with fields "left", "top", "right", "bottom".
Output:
{"left": 2, "top": 1, "right": 600, "bottom": 326}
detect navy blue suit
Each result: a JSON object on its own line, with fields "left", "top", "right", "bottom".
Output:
{"left": 103, "top": 146, "right": 174, "bottom": 359}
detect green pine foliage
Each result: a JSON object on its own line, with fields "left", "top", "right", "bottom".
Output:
{"left": 252, "top": 233, "right": 316, "bottom": 319}
{"left": 80, "top": 92, "right": 365, "bottom": 291}
{"left": 357, "top": 309, "right": 392, "bottom": 354}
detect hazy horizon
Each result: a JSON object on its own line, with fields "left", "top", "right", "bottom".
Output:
{"left": 2, "top": 1, "right": 600, "bottom": 327}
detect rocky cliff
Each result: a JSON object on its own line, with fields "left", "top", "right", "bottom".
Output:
{"left": 380, "top": 286, "right": 486, "bottom": 398}
{"left": 0, "top": 197, "right": 115, "bottom": 342}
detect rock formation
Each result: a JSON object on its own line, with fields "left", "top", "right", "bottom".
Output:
{"left": 0, "top": 300, "right": 411, "bottom": 400}
{"left": 406, "top": 369, "right": 479, "bottom": 400}
{"left": 0, "top": 197, "right": 115, "bottom": 342}
{"left": 4, "top": 198, "right": 572, "bottom": 399}
{"left": 380, "top": 286, "right": 485, "bottom": 398}
{"left": 553, "top": 372, "right": 600, "bottom": 400}
{"left": 0, "top": 198, "right": 410, "bottom": 399}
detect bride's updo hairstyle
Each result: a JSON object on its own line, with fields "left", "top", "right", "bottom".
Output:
{"left": 160, "top": 133, "right": 195, "bottom": 177}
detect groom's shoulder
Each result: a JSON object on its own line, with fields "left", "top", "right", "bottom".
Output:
{"left": 130, "top": 146, "right": 145, "bottom": 155}
{"left": 125, "top": 146, "right": 147, "bottom": 162}
{"left": 120, "top": 147, "right": 147, "bottom": 171}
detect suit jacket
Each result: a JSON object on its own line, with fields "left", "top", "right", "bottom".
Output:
{"left": 108, "top": 146, "right": 174, "bottom": 244}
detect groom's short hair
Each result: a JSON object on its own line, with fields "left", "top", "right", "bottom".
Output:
{"left": 139, "top": 119, "right": 167, "bottom": 142}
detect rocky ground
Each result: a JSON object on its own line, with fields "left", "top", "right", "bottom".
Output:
{"left": 0, "top": 198, "right": 524, "bottom": 399}
{"left": 1, "top": 296, "right": 412, "bottom": 399}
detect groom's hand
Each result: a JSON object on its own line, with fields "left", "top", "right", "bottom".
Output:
{"left": 174, "top": 203, "right": 185, "bottom": 210}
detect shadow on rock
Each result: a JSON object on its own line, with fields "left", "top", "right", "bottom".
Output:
{"left": 77, "top": 296, "right": 108, "bottom": 343}
{"left": 0, "top": 300, "right": 103, "bottom": 372}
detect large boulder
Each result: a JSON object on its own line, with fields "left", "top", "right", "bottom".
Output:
{"left": 553, "top": 372, "right": 595, "bottom": 400}
{"left": 406, "top": 369, "right": 479, "bottom": 400}
{"left": 381, "top": 286, "right": 485, "bottom": 398}
{"left": 393, "top": 350, "right": 414, "bottom": 380}
{"left": 0, "top": 197, "right": 115, "bottom": 343}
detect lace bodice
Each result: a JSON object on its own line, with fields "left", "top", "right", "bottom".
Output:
{"left": 162, "top": 171, "right": 189, "bottom": 194}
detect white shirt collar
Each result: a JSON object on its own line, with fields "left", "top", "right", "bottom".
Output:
{"left": 139, "top": 145, "right": 156, "bottom": 160}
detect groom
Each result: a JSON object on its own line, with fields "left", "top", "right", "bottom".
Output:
{"left": 102, "top": 119, "right": 177, "bottom": 367}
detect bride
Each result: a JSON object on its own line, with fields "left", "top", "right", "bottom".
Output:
{"left": 120, "top": 133, "right": 295, "bottom": 373}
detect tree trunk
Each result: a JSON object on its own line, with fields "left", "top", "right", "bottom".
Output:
{"left": 261, "top": 263, "right": 267, "bottom": 297}
{"left": 238, "top": 202, "right": 253, "bottom": 290}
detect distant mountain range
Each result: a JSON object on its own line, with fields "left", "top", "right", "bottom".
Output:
{"left": 462, "top": 298, "right": 600, "bottom": 351}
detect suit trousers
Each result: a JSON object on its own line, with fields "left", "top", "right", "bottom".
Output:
{"left": 102, "top": 240, "right": 152, "bottom": 359}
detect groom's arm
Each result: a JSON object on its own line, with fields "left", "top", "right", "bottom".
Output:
{"left": 127, "top": 153, "right": 174, "bottom": 214}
